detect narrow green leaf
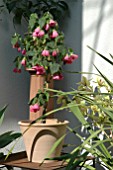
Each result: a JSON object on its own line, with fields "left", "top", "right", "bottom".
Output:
{"left": 87, "top": 46, "right": 113, "bottom": 66}
{"left": 66, "top": 151, "right": 89, "bottom": 170}
{"left": 94, "top": 65, "right": 113, "bottom": 89}
{"left": 0, "top": 105, "right": 7, "bottom": 126}
{"left": 99, "top": 106, "right": 113, "bottom": 121}
{"left": 68, "top": 103, "right": 88, "bottom": 126}
{"left": 45, "top": 153, "right": 71, "bottom": 161}
{"left": 83, "top": 164, "right": 96, "bottom": 170}
{"left": 0, "top": 152, "right": 4, "bottom": 158}
{"left": 0, "top": 131, "right": 21, "bottom": 148}
{"left": 66, "top": 149, "right": 80, "bottom": 170}
{"left": 45, "top": 134, "right": 66, "bottom": 159}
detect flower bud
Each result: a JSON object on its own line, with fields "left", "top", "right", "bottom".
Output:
{"left": 21, "top": 58, "right": 26, "bottom": 66}
{"left": 49, "top": 19, "right": 57, "bottom": 27}
{"left": 13, "top": 68, "right": 21, "bottom": 73}
{"left": 45, "top": 23, "right": 50, "bottom": 31}
{"left": 32, "top": 65, "right": 45, "bottom": 75}
{"left": 41, "top": 50, "right": 50, "bottom": 56}
{"left": 38, "top": 30, "right": 45, "bottom": 37}
{"left": 52, "top": 50, "right": 58, "bottom": 57}
{"left": 53, "top": 74, "right": 64, "bottom": 80}
{"left": 17, "top": 47, "right": 21, "bottom": 52}
{"left": 50, "top": 30, "right": 58, "bottom": 38}
{"left": 30, "top": 104, "right": 40, "bottom": 113}
{"left": 22, "top": 49, "right": 26, "bottom": 55}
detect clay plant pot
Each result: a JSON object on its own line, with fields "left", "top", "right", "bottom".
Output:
{"left": 18, "top": 119, "right": 69, "bottom": 163}
{"left": 27, "top": 69, "right": 54, "bottom": 120}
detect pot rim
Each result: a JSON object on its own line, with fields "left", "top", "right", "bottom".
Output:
{"left": 18, "top": 119, "right": 69, "bottom": 127}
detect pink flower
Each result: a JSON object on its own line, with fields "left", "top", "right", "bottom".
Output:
{"left": 41, "top": 50, "right": 50, "bottom": 56}
{"left": 63, "top": 54, "right": 78, "bottom": 64}
{"left": 38, "top": 30, "right": 45, "bottom": 37}
{"left": 21, "top": 59, "right": 26, "bottom": 66}
{"left": 22, "top": 49, "right": 26, "bottom": 55}
{"left": 30, "top": 104, "right": 40, "bottom": 113}
{"left": 34, "top": 27, "right": 40, "bottom": 33}
{"left": 32, "top": 28, "right": 45, "bottom": 38}
{"left": 32, "top": 27, "right": 41, "bottom": 37}
{"left": 32, "top": 65, "right": 45, "bottom": 75}
{"left": 45, "top": 23, "right": 50, "bottom": 31}
{"left": 53, "top": 74, "right": 64, "bottom": 80}
{"left": 49, "top": 19, "right": 57, "bottom": 27}
{"left": 52, "top": 50, "right": 58, "bottom": 57}
{"left": 13, "top": 68, "right": 21, "bottom": 73}
{"left": 32, "top": 31, "right": 38, "bottom": 37}
{"left": 50, "top": 30, "right": 58, "bottom": 38}
{"left": 70, "top": 54, "right": 78, "bottom": 61}
{"left": 63, "top": 54, "right": 73, "bottom": 64}
{"left": 12, "top": 42, "right": 19, "bottom": 48}
{"left": 17, "top": 47, "right": 21, "bottom": 52}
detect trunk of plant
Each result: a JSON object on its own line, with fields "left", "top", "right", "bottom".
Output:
{"left": 29, "top": 70, "right": 54, "bottom": 121}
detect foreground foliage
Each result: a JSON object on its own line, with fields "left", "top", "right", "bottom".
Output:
{"left": 0, "top": 105, "right": 21, "bottom": 167}
{"left": 41, "top": 48, "right": 113, "bottom": 169}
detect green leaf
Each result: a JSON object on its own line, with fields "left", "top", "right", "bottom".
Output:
{"left": 87, "top": 46, "right": 113, "bottom": 66}
{"left": 45, "top": 134, "right": 66, "bottom": 160}
{"left": 58, "top": 1, "right": 69, "bottom": 11}
{"left": 68, "top": 103, "right": 88, "bottom": 126}
{"left": 6, "top": 1, "right": 17, "bottom": 13}
{"left": 0, "top": 131, "right": 21, "bottom": 148}
{"left": 0, "top": 152, "right": 4, "bottom": 158}
{"left": 26, "top": 51, "right": 35, "bottom": 56}
{"left": 47, "top": 42, "right": 55, "bottom": 48}
{"left": 83, "top": 164, "right": 96, "bottom": 170}
{"left": 99, "top": 107, "right": 113, "bottom": 122}
{"left": 0, "top": 105, "right": 7, "bottom": 126}
{"left": 29, "top": 13, "right": 38, "bottom": 29}
{"left": 45, "top": 153, "right": 71, "bottom": 161}
{"left": 94, "top": 64, "right": 113, "bottom": 89}
{"left": 66, "top": 149, "right": 80, "bottom": 170}
{"left": 11, "top": 35, "right": 19, "bottom": 45}
{"left": 66, "top": 146, "right": 90, "bottom": 170}
{"left": 38, "top": 17, "right": 46, "bottom": 28}
{"left": 13, "top": 9, "right": 23, "bottom": 25}
{"left": 49, "top": 63, "right": 60, "bottom": 74}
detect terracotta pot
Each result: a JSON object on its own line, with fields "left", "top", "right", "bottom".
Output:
{"left": 27, "top": 69, "right": 54, "bottom": 120}
{"left": 18, "top": 119, "right": 69, "bottom": 163}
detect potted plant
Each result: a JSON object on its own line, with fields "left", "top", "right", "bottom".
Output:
{"left": 11, "top": 12, "right": 78, "bottom": 163}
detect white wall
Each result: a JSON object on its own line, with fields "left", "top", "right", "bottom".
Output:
{"left": 83, "top": 0, "right": 113, "bottom": 81}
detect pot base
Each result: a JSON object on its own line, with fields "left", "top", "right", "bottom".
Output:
{"left": 19, "top": 119, "right": 69, "bottom": 163}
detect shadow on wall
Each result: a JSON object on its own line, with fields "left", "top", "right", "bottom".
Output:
{"left": 88, "top": 0, "right": 106, "bottom": 76}
{"left": 83, "top": 0, "right": 113, "bottom": 78}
